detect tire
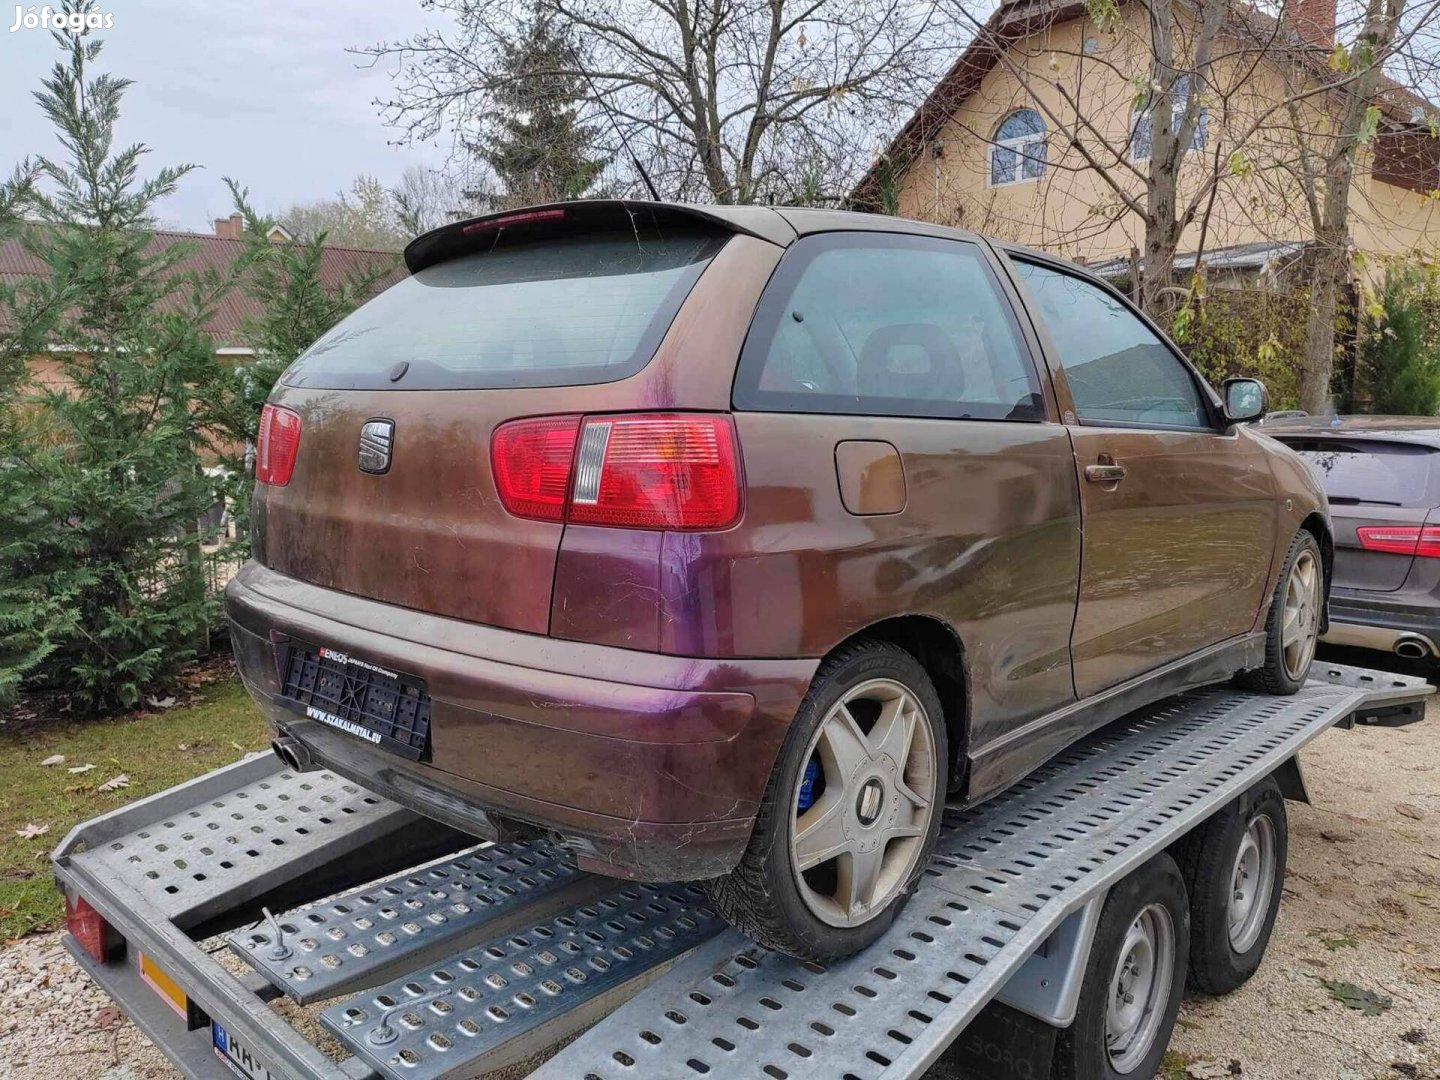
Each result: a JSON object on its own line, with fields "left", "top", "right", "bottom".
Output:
{"left": 1053, "top": 853, "right": 1190, "bottom": 1080}
{"left": 1238, "top": 529, "right": 1323, "bottom": 694}
{"left": 703, "top": 640, "right": 948, "bottom": 962}
{"left": 1174, "top": 777, "right": 1287, "bottom": 995}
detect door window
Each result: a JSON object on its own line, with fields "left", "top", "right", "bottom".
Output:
{"left": 1013, "top": 260, "right": 1211, "bottom": 429}
{"left": 734, "top": 232, "right": 1043, "bottom": 421}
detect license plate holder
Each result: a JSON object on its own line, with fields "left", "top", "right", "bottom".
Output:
{"left": 275, "top": 638, "right": 431, "bottom": 760}
{"left": 212, "top": 1021, "right": 278, "bottom": 1080}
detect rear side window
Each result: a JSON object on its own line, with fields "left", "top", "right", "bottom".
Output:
{"left": 1013, "top": 260, "right": 1212, "bottom": 430}
{"left": 733, "top": 232, "right": 1043, "bottom": 421}
{"left": 1279, "top": 438, "right": 1438, "bottom": 506}
{"left": 282, "top": 230, "right": 724, "bottom": 390}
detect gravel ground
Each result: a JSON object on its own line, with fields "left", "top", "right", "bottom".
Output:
{"left": 2, "top": 677, "right": 1436, "bottom": 1080}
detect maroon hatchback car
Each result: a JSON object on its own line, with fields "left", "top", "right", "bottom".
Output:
{"left": 226, "top": 200, "right": 1330, "bottom": 961}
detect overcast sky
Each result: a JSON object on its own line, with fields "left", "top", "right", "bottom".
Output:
{"left": 0, "top": 0, "right": 453, "bottom": 231}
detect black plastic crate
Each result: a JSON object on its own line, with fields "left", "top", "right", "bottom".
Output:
{"left": 277, "top": 641, "right": 430, "bottom": 760}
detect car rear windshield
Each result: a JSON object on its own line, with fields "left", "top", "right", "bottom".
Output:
{"left": 281, "top": 230, "right": 726, "bottom": 390}
{"left": 1280, "top": 437, "right": 1438, "bottom": 506}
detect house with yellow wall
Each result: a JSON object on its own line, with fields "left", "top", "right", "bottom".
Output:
{"left": 851, "top": 0, "right": 1440, "bottom": 281}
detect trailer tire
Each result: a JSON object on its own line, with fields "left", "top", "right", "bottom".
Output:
{"left": 1054, "top": 853, "right": 1189, "bottom": 1080}
{"left": 1175, "top": 777, "right": 1287, "bottom": 995}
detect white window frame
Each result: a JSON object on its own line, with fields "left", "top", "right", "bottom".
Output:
{"left": 988, "top": 110, "right": 1048, "bottom": 188}
{"left": 1131, "top": 75, "right": 1208, "bottom": 162}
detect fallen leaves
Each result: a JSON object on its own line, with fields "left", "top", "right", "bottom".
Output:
{"left": 67, "top": 763, "right": 95, "bottom": 774}
{"left": 97, "top": 774, "right": 130, "bottom": 793}
{"left": 14, "top": 822, "right": 49, "bottom": 840}
{"left": 1318, "top": 933, "right": 1359, "bottom": 952}
{"left": 1321, "top": 978, "right": 1392, "bottom": 1016}
{"left": 1185, "top": 1061, "right": 1232, "bottom": 1079}
{"left": 1395, "top": 803, "right": 1426, "bottom": 821}
{"left": 93, "top": 1006, "right": 121, "bottom": 1029}
{"left": 39, "top": 754, "right": 65, "bottom": 767}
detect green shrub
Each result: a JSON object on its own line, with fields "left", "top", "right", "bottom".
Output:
{"left": 1359, "top": 261, "right": 1440, "bottom": 417}
{"left": 1180, "top": 284, "right": 1310, "bottom": 411}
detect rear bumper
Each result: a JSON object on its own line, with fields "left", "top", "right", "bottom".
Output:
{"left": 224, "top": 561, "right": 817, "bottom": 880}
{"left": 1323, "top": 591, "right": 1440, "bottom": 657}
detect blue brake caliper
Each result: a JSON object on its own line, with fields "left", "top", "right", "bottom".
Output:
{"left": 796, "top": 758, "right": 820, "bottom": 812}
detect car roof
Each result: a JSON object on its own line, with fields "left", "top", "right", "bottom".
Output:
{"left": 1261, "top": 414, "right": 1440, "bottom": 446}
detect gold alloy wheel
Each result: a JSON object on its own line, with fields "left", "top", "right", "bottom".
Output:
{"left": 788, "top": 678, "right": 939, "bottom": 928}
{"left": 1282, "top": 548, "right": 1322, "bottom": 682}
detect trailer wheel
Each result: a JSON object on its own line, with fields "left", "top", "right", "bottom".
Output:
{"left": 1175, "top": 777, "right": 1287, "bottom": 995}
{"left": 1053, "top": 853, "right": 1189, "bottom": 1080}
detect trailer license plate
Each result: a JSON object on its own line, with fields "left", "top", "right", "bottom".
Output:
{"left": 212, "top": 1022, "right": 276, "bottom": 1080}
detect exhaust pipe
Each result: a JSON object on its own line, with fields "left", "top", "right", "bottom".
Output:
{"left": 272, "top": 736, "right": 316, "bottom": 772}
{"left": 1394, "top": 635, "right": 1432, "bottom": 660}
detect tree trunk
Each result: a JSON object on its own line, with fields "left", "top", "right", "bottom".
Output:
{"left": 1295, "top": 0, "right": 1403, "bottom": 413}
{"left": 1298, "top": 228, "right": 1348, "bottom": 413}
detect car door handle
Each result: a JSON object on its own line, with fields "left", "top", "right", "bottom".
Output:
{"left": 1084, "top": 463, "right": 1127, "bottom": 483}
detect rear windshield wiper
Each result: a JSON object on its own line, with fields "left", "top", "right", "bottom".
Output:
{"left": 1327, "top": 496, "right": 1404, "bottom": 507}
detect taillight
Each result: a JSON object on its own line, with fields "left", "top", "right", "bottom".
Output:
{"left": 256, "top": 404, "right": 302, "bottom": 486}
{"left": 463, "top": 207, "right": 567, "bottom": 234}
{"left": 491, "top": 415, "right": 582, "bottom": 522}
{"left": 1356, "top": 525, "right": 1440, "bottom": 558}
{"left": 66, "top": 893, "right": 117, "bottom": 963}
{"left": 490, "top": 413, "right": 742, "bottom": 530}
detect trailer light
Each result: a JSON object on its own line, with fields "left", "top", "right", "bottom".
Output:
{"left": 66, "top": 893, "right": 119, "bottom": 964}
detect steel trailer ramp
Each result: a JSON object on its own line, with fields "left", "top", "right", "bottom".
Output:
{"left": 320, "top": 883, "right": 727, "bottom": 1078}
{"left": 532, "top": 680, "right": 1381, "bottom": 1079}
{"left": 61, "top": 756, "right": 431, "bottom": 929}
{"left": 227, "top": 840, "right": 596, "bottom": 1004}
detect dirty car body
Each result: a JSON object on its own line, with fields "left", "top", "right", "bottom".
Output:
{"left": 225, "top": 201, "right": 1329, "bottom": 922}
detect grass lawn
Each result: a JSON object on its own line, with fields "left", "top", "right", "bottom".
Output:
{"left": 0, "top": 673, "right": 268, "bottom": 941}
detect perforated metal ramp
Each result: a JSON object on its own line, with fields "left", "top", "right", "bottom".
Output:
{"left": 320, "top": 883, "right": 727, "bottom": 1079}
{"left": 50, "top": 665, "right": 1429, "bottom": 1080}
{"left": 533, "top": 681, "right": 1370, "bottom": 1079}
{"left": 228, "top": 841, "right": 597, "bottom": 1003}
{"left": 67, "top": 759, "right": 421, "bottom": 927}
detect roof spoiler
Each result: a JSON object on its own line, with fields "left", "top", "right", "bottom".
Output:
{"left": 404, "top": 199, "right": 793, "bottom": 274}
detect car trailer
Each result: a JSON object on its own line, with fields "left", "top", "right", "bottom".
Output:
{"left": 51, "top": 662, "right": 1432, "bottom": 1080}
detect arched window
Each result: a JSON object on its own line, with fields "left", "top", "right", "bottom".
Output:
{"left": 1132, "top": 74, "right": 1208, "bottom": 161}
{"left": 990, "top": 108, "right": 1047, "bottom": 186}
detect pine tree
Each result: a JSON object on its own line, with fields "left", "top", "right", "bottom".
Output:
{"left": 467, "top": 17, "right": 609, "bottom": 208}
{"left": 0, "top": 21, "right": 226, "bottom": 712}
{"left": 197, "top": 182, "right": 399, "bottom": 554}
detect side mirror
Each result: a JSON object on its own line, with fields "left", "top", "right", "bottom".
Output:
{"left": 1223, "top": 378, "right": 1268, "bottom": 424}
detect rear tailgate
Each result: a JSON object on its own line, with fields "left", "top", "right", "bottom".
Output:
{"left": 1274, "top": 435, "right": 1440, "bottom": 592}
{"left": 253, "top": 203, "right": 784, "bottom": 635}
{"left": 257, "top": 387, "right": 571, "bottom": 633}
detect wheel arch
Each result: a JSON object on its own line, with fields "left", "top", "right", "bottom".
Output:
{"left": 1298, "top": 511, "right": 1333, "bottom": 633}
{"left": 826, "top": 615, "right": 970, "bottom": 794}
